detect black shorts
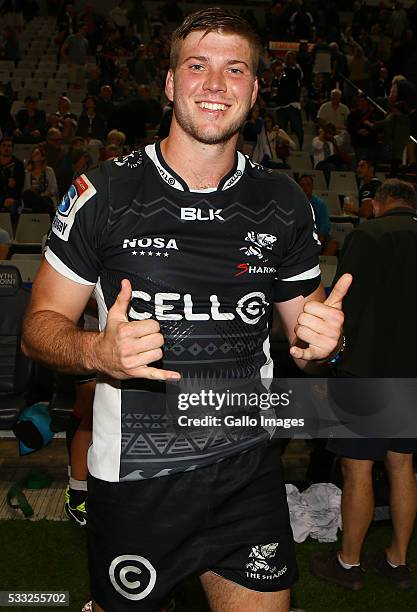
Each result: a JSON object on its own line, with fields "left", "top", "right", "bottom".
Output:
{"left": 327, "top": 438, "right": 417, "bottom": 461}
{"left": 87, "top": 442, "right": 297, "bottom": 611}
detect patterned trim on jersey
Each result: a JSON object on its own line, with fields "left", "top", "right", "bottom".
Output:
{"left": 145, "top": 143, "right": 246, "bottom": 193}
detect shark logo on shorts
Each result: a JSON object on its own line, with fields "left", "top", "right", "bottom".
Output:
{"left": 240, "top": 232, "right": 277, "bottom": 260}
{"left": 245, "top": 543, "right": 287, "bottom": 581}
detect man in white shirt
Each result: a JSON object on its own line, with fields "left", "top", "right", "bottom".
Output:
{"left": 317, "top": 89, "right": 350, "bottom": 131}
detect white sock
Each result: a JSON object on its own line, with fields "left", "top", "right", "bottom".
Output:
{"left": 338, "top": 553, "right": 360, "bottom": 569}
{"left": 69, "top": 477, "right": 88, "bottom": 492}
{"left": 386, "top": 557, "right": 399, "bottom": 569}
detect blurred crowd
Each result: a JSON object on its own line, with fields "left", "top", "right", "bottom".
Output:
{"left": 1, "top": 0, "right": 417, "bottom": 223}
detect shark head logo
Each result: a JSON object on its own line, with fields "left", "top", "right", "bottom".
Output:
{"left": 246, "top": 542, "right": 279, "bottom": 573}
{"left": 240, "top": 231, "right": 277, "bottom": 260}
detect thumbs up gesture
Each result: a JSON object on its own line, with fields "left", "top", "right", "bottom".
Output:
{"left": 94, "top": 279, "right": 181, "bottom": 381}
{"left": 290, "top": 273, "right": 352, "bottom": 362}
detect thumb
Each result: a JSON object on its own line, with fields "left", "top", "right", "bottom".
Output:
{"left": 108, "top": 279, "right": 132, "bottom": 322}
{"left": 324, "top": 273, "right": 352, "bottom": 309}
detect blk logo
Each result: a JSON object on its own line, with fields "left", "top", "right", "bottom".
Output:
{"left": 180, "top": 208, "right": 224, "bottom": 222}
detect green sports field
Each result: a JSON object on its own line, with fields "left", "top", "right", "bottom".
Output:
{"left": 0, "top": 520, "right": 415, "bottom": 611}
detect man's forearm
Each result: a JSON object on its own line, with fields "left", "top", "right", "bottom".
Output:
{"left": 22, "top": 310, "right": 100, "bottom": 374}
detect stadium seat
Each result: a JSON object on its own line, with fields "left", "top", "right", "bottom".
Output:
{"left": 319, "top": 255, "right": 338, "bottom": 289}
{"left": 11, "top": 253, "right": 43, "bottom": 261}
{"left": 330, "top": 222, "right": 354, "bottom": 247}
{"left": 328, "top": 171, "right": 358, "bottom": 195}
{"left": 0, "top": 265, "right": 33, "bottom": 429}
{"left": 0, "top": 213, "right": 14, "bottom": 239}
{"left": 14, "top": 214, "right": 51, "bottom": 246}
{"left": 0, "top": 259, "right": 41, "bottom": 284}
{"left": 315, "top": 191, "right": 343, "bottom": 216}
{"left": 288, "top": 151, "right": 313, "bottom": 172}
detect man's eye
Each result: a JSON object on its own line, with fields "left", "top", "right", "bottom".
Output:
{"left": 229, "top": 68, "right": 243, "bottom": 74}
{"left": 190, "top": 64, "right": 204, "bottom": 71}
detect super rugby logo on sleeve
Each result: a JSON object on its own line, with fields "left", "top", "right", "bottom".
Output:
{"left": 52, "top": 175, "right": 96, "bottom": 241}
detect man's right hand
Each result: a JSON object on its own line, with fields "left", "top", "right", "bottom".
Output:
{"left": 93, "top": 279, "right": 181, "bottom": 381}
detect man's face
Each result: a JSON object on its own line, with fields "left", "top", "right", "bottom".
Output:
{"left": 166, "top": 31, "right": 258, "bottom": 146}
{"left": 100, "top": 86, "right": 112, "bottom": 101}
{"left": 330, "top": 92, "right": 341, "bottom": 105}
{"left": 0, "top": 140, "right": 13, "bottom": 157}
{"left": 299, "top": 177, "right": 313, "bottom": 197}
{"left": 356, "top": 160, "right": 370, "bottom": 179}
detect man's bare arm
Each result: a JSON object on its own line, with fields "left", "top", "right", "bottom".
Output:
{"left": 22, "top": 260, "right": 99, "bottom": 373}
{"left": 22, "top": 260, "right": 181, "bottom": 381}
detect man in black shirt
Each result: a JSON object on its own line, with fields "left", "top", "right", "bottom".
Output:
{"left": 312, "top": 179, "right": 417, "bottom": 591}
{"left": 343, "top": 158, "right": 381, "bottom": 219}
{"left": 0, "top": 137, "right": 24, "bottom": 218}
{"left": 23, "top": 9, "right": 349, "bottom": 611}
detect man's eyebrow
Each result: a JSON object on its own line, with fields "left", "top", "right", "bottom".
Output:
{"left": 182, "top": 55, "right": 250, "bottom": 68}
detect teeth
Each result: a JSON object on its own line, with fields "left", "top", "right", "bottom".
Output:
{"left": 199, "top": 102, "right": 227, "bottom": 111}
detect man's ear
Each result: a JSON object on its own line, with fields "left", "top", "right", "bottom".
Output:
{"left": 250, "top": 76, "right": 259, "bottom": 108}
{"left": 165, "top": 69, "right": 174, "bottom": 102}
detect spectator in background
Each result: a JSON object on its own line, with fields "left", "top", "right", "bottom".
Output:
{"left": 258, "top": 67, "right": 273, "bottom": 107}
{"left": 312, "top": 179, "right": 417, "bottom": 591}
{"left": 389, "top": 75, "right": 417, "bottom": 168}
{"left": 289, "top": 2, "right": 315, "bottom": 41}
{"left": 14, "top": 96, "right": 47, "bottom": 144}
{"left": 113, "top": 65, "right": 137, "bottom": 102}
{"left": 272, "top": 54, "right": 304, "bottom": 149}
{"left": 44, "top": 127, "right": 66, "bottom": 193}
{"left": 390, "top": 1, "right": 408, "bottom": 40}
{"left": 0, "top": 225, "right": 10, "bottom": 260}
{"left": 60, "top": 147, "right": 90, "bottom": 195}
{"left": 366, "top": 102, "right": 410, "bottom": 176}
{"left": 312, "top": 123, "right": 348, "bottom": 180}
{"left": 347, "top": 46, "right": 370, "bottom": 95}
{"left": 106, "top": 129, "right": 126, "bottom": 150}
{"left": 317, "top": 89, "right": 350, "bottom": 131}
{"left": 298, "top": 174, "right": 339, "bottom": 255}
{"left": 329, "top": 42, "right": 350, "bottom": 91}
{"left": 0, "top": 94, "right": 15, "bottom": 137}
{"left": 128, "top": 43, "right": 152, "bottom": 85}
{"left": 254, "top": 112, "right": 296, "bottom": 168}
{"left": 61, "top": 23, "right": 89, "bottom": 89}
{"left": 372, "top": 66, "right": 391, "bottom": 105}
{"left": 2, "top": 25, "right": 20, "bottom": 62}
{"left": 344, "top": 158, "right": 382, "bottom": 219}
{"left": 76, "top": 96, "right": 106, "bottom": 141}
{"left": 56, "top": 2, "right": 78, "bottom": 40}
{"left": 22, "top": 146, "right": 58, "bottom": 214}
{"left": 109, "top": 0, "right": 130, "bottom": 37}
{"left": 347, "top": 93, "right": 378, "bottom": 159}
{"left": 87, "top": 65, "right": 103, "bottom": 97}
{"left": 55, "top": 96, "right": 78, "bottom": 144}
{"left": 0, "top": 136, "right": 24, "bottom": 217}
{"left": 137, "top": 84, "right": 163, "bottom": 130}
{"left": 305, "top": 72, "right": 328, "bottom": 121}
{"left": 95, "top": 85, "right": 115, "bottom": 126}
{"left": 122, "top": 23, "right": 142, "bottom": 53}
{"left": 102, "top": 143, "right": 121, "bottom": 160}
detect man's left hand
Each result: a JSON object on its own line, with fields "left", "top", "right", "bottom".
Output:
{"left": 290, "top": 273, "right": 352, "bottom": 362}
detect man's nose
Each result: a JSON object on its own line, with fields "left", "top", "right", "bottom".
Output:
{"left": 202, "top": 68, "right": 227, "bottom": 93}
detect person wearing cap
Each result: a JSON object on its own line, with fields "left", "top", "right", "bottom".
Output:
{"left": 13, "top": 96, "right": 47, "bottom": 144}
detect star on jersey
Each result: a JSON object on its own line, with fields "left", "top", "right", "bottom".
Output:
{"left": 131, "top": 250, "right": 170, "bottom": 257}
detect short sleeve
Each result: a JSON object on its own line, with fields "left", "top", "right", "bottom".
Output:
{"left": 274, "top": 178, "right": 321, "bottom": 302}
{"left": 45, "top": 166, "right": 109, "bottom": 285}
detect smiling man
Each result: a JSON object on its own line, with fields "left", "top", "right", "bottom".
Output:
{"left": 22, "top": 8, "right": 349, "bottom": 612}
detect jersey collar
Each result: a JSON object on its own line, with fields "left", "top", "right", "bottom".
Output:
{"left": 145, "top": 142, "right": 246, "bottom": 193}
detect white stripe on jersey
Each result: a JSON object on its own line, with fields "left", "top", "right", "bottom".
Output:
{"left": 88, "top": 277, "right": 123, "bottom": 482}
{"left": 281, "top": 264, "right": 321, "bottom": 282}
{"left": 45, "top": 247, "right": 95, "bottom": 285}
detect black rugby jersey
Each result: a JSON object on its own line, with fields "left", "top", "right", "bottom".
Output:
{"left": 46, "top": 143, "right": 321, "bottom": 482}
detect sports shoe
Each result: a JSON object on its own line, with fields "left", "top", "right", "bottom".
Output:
{"left": 64, "top": 484, "right": 87, "bottom": 526}
{"left": 310, "top": 551, "right": 365, "bottom": 590}
{"left": 81, "top": 602, "right": 92, "bottom": 612}
{"left": 372, "top": 552, "right": 413, "bottom": 589}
